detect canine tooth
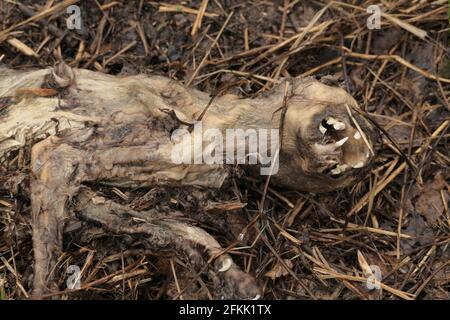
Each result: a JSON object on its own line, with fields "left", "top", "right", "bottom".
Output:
{"left": 352, "top": 161, "right": 364, "bottom": 168}
{"left": 335, "top": 137, "right": 349, "bottom": 147}
{"left": 319, "top": 123, "right": 327, "bottom": 134}
{"left": 353, "top": 132, "right": 361, "bottom": 140}
{"left": 218, "top": 257, "right": 233, "bottom": 272}
{"left": 252, "top": 295, "right": 261, "bottom": 300}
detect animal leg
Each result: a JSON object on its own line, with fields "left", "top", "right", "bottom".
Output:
{"left": 30, "top": 136, "right": 87, "bottom": 298}
{"left": 75, "top": 188, "right": 262, "bottom": 299}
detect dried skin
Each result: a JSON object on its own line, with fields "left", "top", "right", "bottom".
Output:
{"left": 0, "top": 64, "right": 377, "bottom": 298}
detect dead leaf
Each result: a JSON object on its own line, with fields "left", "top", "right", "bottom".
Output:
{"left": 376, "top": 117, "right": 424, "bottom": 147}
{"left": 265, "top": 259, "right": 293, "bottom": 280}
{"left": 402, "top": 214, "right": 435, "bottom": 254}
{"left": 415, "top": 172, "right": 449, "bottom": 225}
{"left": 225, "top": 213, "right": 249, "bottom": 241}
{"left": 431, "top": 262, "right": 450, "bottom": 286}
{"left": 350, "top": 67, "right": 365, "bottom": 91}
{"left": 372, "top": 28, "right": 402, "bottom": 54}
{"left": 404, "top": 43, "right": 434, "bottom": 102}
{"left": 438, "top": 56, "right": 450, "bottom": 78}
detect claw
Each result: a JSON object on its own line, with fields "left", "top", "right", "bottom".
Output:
{"left": 218, "top": 257, "right": 233, "bottom": 272}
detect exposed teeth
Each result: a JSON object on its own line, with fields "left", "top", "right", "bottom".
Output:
{"left": 252, "top": 295, "right": 261, "bottom": 300}
{"left": 218, "top": 257, "right": 233, "bottom": 272}
{"left": 335, "top": 137, "right": 349, "bottom": 147}
{"left": 352, "top": 161, "right": 365, "bottom": 169}
{"left": 353, "top": 132, "right": 361, "bottom": 140}
{"left": 333, "top": 123, "right": 346, "bottom": 130}
{"left": 326, "top": 117, "right": 346, "bottom": 131}
{"left": 319, "top": 123, "right": 327, "bottom": 134}
{"left": 331, "top": 164, "right": 348, "bottom": 175}
{"left": 326, "top": 117, "right": 338, "bottom": 125}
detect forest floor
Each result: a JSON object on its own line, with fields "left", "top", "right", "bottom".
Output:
{"left": 0, "top": 0, "right": 449, "bottom": 300}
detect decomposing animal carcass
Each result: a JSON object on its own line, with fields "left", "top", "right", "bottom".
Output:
{"left": 0, "top": 64, "right": 377, "bottom": 298}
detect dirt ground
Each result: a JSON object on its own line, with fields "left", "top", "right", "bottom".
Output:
{"left": 0, "top": 0, "right": 449, "bottom": 300}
